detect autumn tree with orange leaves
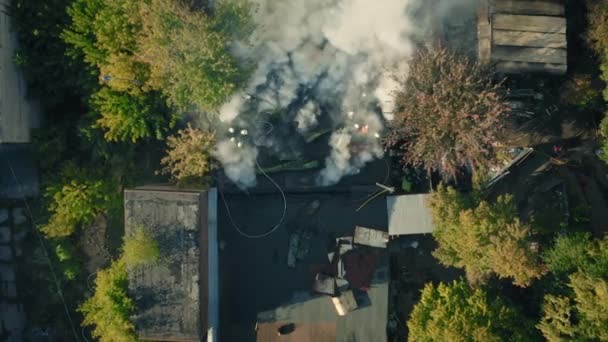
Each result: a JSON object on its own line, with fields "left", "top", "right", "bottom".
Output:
{"left": 387, "top": 47, "right": 511, "bottom": 177}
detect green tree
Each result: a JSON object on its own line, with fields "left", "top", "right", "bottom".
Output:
{"left": 63, "top": 0, "right": 141, "bottom": 68}
{"left": 587, "top": 1, "right": 608, "bottom": 164}
{"left": 538, "top": 272, "right": 608, "bottom": 341}
{"left": 407, "top": 280, "right": 534, "bottom": 341}
{"left": 543, "top": 233, "right": 608, "bottom": 278}
{"left": 539, "top": 234, "right": 608, "bottom": 340}
{"left": 80, "top": 227, "right": 159, "bottom": 341}
{"left": 386, "top": 47, "right": 510, "bottom": 177}
{"left": 41, "top": 180, "right": 110, "bottom": 238}
{"left": 41, "top": 167, "right": 115, "bottom": 238}
{"left": 137, "top": 0, "right": 254, "bottom": 110}
{"left": 79, "top": 259, "right": 137, "bottom": 342}
{"left": 158, "top": 124, "right": 216, "bottom": 187}
{"left": 429, "top": 186, "right": 546, "bottom": 287}
{"left": 91, "top": 87, "right": 174, "bottom": 143}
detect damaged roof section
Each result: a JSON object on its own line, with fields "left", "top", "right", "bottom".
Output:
{"left": 124, "top": 187, "right": 208, "bottom": 342}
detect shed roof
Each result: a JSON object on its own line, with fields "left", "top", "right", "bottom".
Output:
{"left": 478, "top": 0, "right": 567, "bottom": 74}
{"left": 386, "top": 194, "right": 434, "bottom": 236}
{"left": 124, "top": 187, "right": 208, "bottom": 341}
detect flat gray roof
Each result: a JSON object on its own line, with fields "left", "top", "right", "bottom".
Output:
{"left": 387, "top": 194, "right": 434, "bottom": 236}
{"left": 124, "top": 187, "right": 208, "bottom": 341}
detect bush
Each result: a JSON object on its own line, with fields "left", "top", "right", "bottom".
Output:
{"left": 429, "top": 185, "right": 546, "bottom": 287}
{"left": 54, "top": 240, "right": 82, "bottom": 281}
{"left": 159, "top": 124, "right": 216, "bottom": 187}
{"left": 122, "top": 228, "right": 160, "bottom": 268}
{"left": 408, "top": 279, "right": 534, "bottom": 341}
{"left": 559, "top": 74, "right": 601, "bottom": 108}
{"left": 41, "top": 166, "right": 115, "bottom": 238}
{"left": 387, "top": 47, "right": 511, "bottom": 177}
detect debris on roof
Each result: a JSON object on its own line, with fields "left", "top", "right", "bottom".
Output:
{"left": 332, "top": 290, "right": 358, "bottom": 316}
{"left": 353, "top": 226, "right": 388, "bottom": 248}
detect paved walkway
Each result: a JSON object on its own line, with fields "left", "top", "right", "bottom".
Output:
{"left": 0, "top": 206, "right": 26, "bottom": 341}
{"left": 0, "top": 0, "right": 40, "bottom": 143}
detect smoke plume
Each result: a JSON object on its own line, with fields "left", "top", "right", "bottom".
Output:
{"left": 214, "top": 0, "right": 464, "bottom": 187}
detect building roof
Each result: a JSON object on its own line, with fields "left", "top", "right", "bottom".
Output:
{"left": 478, "top": 0, "right": 567, "bottom": 74}
{"left": 220, "top": 192, "right": 389, "bottom": 342}
{"left": 386, "top": 194, "right": 434, "bottom": 236}
{"left": 124, "top": 186, "right": 210, "bottom": 342}
{"left": 256, "top": 266, "right": 389, "bottom": 342}
{"left": 256, "top": 322, "right": 337, "bottom": 342}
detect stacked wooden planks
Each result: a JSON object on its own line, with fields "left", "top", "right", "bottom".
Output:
{"left": 478, "top": 0, "right": 567, "bottom": 74}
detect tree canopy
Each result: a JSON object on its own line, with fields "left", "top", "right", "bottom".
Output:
{"left": 407, "top": 280, "right": 534, "bottom": 342}
{"left": 41, "top": 165, "right": 115, "bottom": 238}
{"left": 543, "top": 232, "right": 608, "bottom": 278}
{"left": 159, "top": 124, "right": 216, "bottom": 187}
{"left": 91, "top": 87, "right": 175, "bottom": 143}
{"left": 79, "top": 259, "right": 137, "bottom": 342}
{"left": 387, "top": 47, "right": 510, "bottom": 177}
{"left": 429, "top": 186, "right": 546, "bottom": 287}
{"left": 80, "top": 230, "right": 160, "bottom": 341}
{"left": 538, "top": 234, "right": 608, "bottom": 340}
{"left": 63, "top": 0, "right": 253, "bottom": 115}
{"left": 137, "top": 0, "right": 254, "bottom": 111}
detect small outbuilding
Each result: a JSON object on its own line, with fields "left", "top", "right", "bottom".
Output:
{"left": 124, "top": 185, "right": 219, "bottom": 342}
{"left": 386, "top": 194, "right": 435, "bottom": 236}
{"left": 478, "top": 0, "right": 567, "bottom": 74}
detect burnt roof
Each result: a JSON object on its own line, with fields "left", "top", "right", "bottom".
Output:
{"left": 124, "top": 186, "right": 208, "bottom": 341}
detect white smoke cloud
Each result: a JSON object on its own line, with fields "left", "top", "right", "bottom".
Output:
{"left": 214, "top": 140, "right": 258, "bottom": 188}
{"left": 319, "top": 112, "right": 384, "bottom": 185}
{"left": 296, "top": 101, "right": 320, "bottom": 133}
{"left": 215, "top": 0, "right": 469, "bottom": 187}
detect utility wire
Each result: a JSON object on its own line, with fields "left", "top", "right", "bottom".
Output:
{"left": 6, "top": 159, "right": 80, "bottom": 342}
{"left": 219, "top": 158, "right": 287, "bottom": 238}
{"left": 218, "top": 120, "right": 287, "bottom": 238}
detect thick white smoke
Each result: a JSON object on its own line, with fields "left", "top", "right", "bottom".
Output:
{"left": 214, "top": 0, "right": 438, "bottom": 187}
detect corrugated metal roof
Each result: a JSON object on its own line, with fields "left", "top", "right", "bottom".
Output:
{"left": 386, "top": 194, "right": 435, "bottom": 236}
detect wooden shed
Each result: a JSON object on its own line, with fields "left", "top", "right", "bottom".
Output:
{"left": 478, "top": 0, "right": 567, "bottom": 74}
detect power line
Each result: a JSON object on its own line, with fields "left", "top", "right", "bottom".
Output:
{"left": 6, "top": 159, "right": 80, "bottom": 342}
